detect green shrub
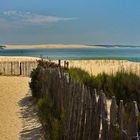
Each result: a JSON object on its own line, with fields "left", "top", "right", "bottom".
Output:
{"left": 68, "top": 68, "right": 140, "bottom": 109}
{"left": 29, "top": 68, "right": 41, "bottom": 98}
{"left": 38, "top": 97, "right": 62, "bottom": 140}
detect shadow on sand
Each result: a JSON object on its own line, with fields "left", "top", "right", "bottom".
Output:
{"left": 18, "top": 92, "right": 43, "bottom": 140}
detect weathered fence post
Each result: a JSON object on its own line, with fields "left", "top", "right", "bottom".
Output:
{"left": 128, "top": 101, "right": 139, "bottom": 140}
{"left": 118, "top": 100, "right": 128, "bottom": 140}
{"left": 20, "top": 62, "right": 22, "bottom": 75}
{"left": 64, "top": 61, "right": 69, "bottom": 69}
{"left": 11, "top": 62, "right": 13, "bottom": 75}
{"left": 95, "top": 91, "right": 102, "bottom": 140}
{"left": 101, "top": 91, "right": 109, "bottom": 140}
{"left": 75, "top": 84, "right": 84, "bottom": 140}
{"left": 58, "top": 60, "right": 61, "bottom": 66}
{"left": 110, "top": 96, "right": 118, "bottom": 140}
{"left": 79, "top": 85, "right": 87, "bottom": 140}
{"left": 119, "top": 100, "right": 125, "bottom": 130}
{"left": 89, "top": 88, "right": 97, "bottom": 140}
{"left": 64, "top": 61, "right": 66, "bottom": 68}
{"left": 66, "top": 61, "right": 69, "bottom": 69}
{"left": 82, "top": 87, "right": 91, "bottom": 140}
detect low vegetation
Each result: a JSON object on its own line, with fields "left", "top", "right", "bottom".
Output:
{"left": 68, "top": 68, "right": 140, "bottom": 108}
{"left": 37, "top": 97, "right": 63, "bottom": 140}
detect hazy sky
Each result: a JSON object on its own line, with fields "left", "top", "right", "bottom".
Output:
{"left": 0, "top": 0, "right": 140, "bottom": 45}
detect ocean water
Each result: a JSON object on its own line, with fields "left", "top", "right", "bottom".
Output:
{"left": 0, "top": 47, "right": 140, "bottom": 62}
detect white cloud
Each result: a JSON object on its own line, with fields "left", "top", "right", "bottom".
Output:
{"left": 1, "top": 10, "right": 76, "bottom": 25}
{"left": 3, "top": 10, "right": 17, "bottom": 16}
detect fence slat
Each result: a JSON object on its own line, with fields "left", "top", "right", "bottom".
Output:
{"left": 110, "top": 96, "right": 118, "bottom": 140}
{"left": 101, "top": 92, "right": 109, "bottom": 140}
{"left": 128, "top": 101, "right": 139, "bottom": 140}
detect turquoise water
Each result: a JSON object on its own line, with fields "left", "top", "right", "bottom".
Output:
{"left": 0, "top": 47, "right": 140, "bottom": 62}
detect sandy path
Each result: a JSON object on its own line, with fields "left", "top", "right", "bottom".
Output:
{"left": 0, "top": 76, "right": 42, "bottom": 140}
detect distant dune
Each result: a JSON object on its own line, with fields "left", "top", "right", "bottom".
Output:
{"left": 5, "top": 44, "right": 105, "bottom": 49}
{"left": 5, "top": 44, "right": 140, "bottom": 49}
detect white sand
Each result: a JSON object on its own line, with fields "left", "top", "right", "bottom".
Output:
{"left": 0, "top": 56, "right": 40, "bottom": 62}
{"left": 0, "top": 76, "right": 42, "bottom": 140}
{"left": 5, "top": 44, "right": 104, "bottom": 49}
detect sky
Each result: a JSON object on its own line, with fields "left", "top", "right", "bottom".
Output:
{"left": 0, "top": 0, "right": 140, "bottom": 45}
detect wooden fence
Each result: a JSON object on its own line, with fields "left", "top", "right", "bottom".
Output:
{"left": 0, "top": 61, "right": 37, "bottom": 76}
{"left": 37, "top": 66, "right": 139, "bottom": 140}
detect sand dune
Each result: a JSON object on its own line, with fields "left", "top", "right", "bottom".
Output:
{"left": 68, "top": 60, "right": 140, "bottom": 75}
{"left": 5, "top": 44, "right": 104, "bottom": 49}
{"left": 51, "top": 59, "right": 140, "bottom": 76}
